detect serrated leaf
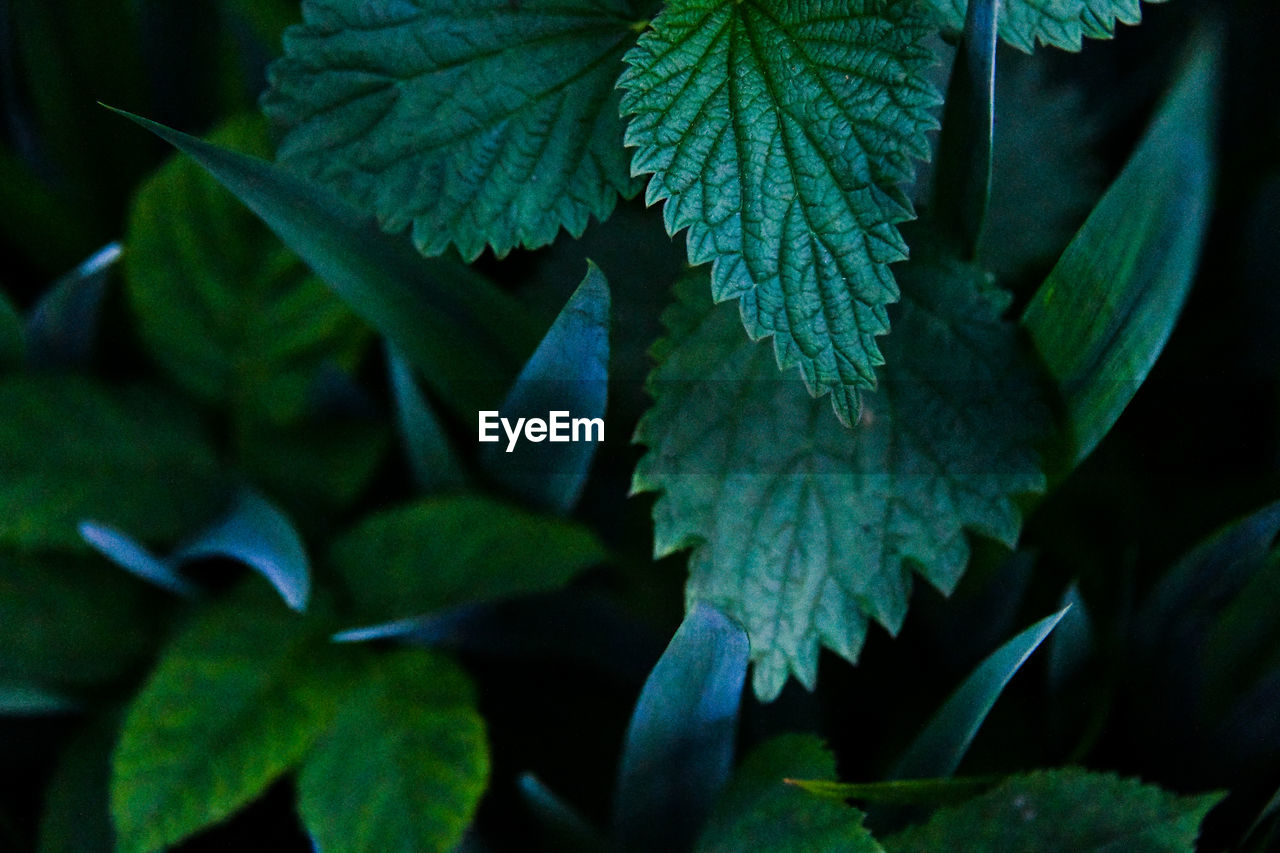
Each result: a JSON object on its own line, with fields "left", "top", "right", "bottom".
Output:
{"left": 479, "top": 262, "right": 610, "bottom": 514}
{"left": 0, "top": 375, "right": 226, "bottom": 551}
{"left": 1022, "top": 36, "right": 1217, "bottom": 469}
{"left": 614, "top": 603, "right": 748, "bottom": 852}
{"left": 296, "top": 649, "right": 489, "bottom": 853}
{"left": 329, "top": 495, "right": 606, "bottom": 626}
{"left": 923, "top": 0, "right": 1164, "bottom": 53}
{"left": 124, "top": 114, "right": 368, "bottom": 424}
{"left": 882, "top": 769, "right": 1221, "bottom": 852}
{"left": 111, "top": 109, "right": 538, "bottom": 417}
{"left": 111, "top": 586, "right": 354, "bottom": 853}
{"left": 892, "top": 608, "right": 1067, "bottom": 780}
{"left": 697, "top": 735, "right": 883, "bottom": 853}
{"left": 0, "top": 291, "right": 23, "bottom": 371}
{"left": 0, "top": 552, "right": 158, "bottom": 688}
{"left": 388, "top": 345, "right": 466, "bottom": 494}
{"left": 263, "top": 0, "right": 647, "bottom": 260}
{"left": 619, "top": 0, "right": 941, "bottom": 425}
{"left": 25, "top": 243, "right": 118, "bottom": 370}
{"left": 634, "top": 238, "right": 1048, "bottom": 700}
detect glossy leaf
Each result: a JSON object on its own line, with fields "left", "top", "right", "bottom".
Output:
{"left": 111, "top": 587, "right": 353, "bottom": 853}
{"left": 1022, "top": 40, "right": 1217, "bottom": 469}
{"left": 697, "top": 735, "right": 882, "bottom": 853}
{"left": 25, "top": 243, "right": 118, "bottom": 369}
{"left": 619, "top": 0, "right": 940, "bottom": 425}
{"left": 111, "top": 109, "right": 538, "bottom": 416}
{"left": 479, "top": 262, "right": 610, "bottom": 514}
{"left": 329, "top": 495, "right": 606, "bottom": 626}
{"left": 0, "top": 375, "right": 226, "bottom": 551}
{"left": 634, "top": 239, "right": 1048, "bottom": 700}
{"left": 883, "top": 769, "right": 1221, "bottom": 852}
{"left": 614, "top": 603, "right": 748, "bottom": 852}
{"left": 263, "top": 0, "right": 648, "bottom": 260}
{"left": 923, "top": 0, "right": 1166, "bottom": 53}
{"left": 296, "top": 649, "right": 489, "bottom": 853}
{"left": 124, "top": 115, "right": 368, "bottom": 423}
{"left": 387, "top": 346, "right": 465, "bottom": 494}
{"left": 892, "top": 608, "right": 1067, "bottom": 779}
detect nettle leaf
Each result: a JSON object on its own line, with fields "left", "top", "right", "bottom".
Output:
{"left": 263, "top": 0, "right": 649, "bottom": 261}
{"left": 297, "top": 649, "right": 489, "bottom": 853}
{"left": 923, "top": 0, "right": 1164, "bottom": 53}
{"left": 634, "top": 237, "right": 1048, "bottom": 700}
{"left": 0, "top": 375, "right": 226, "bottom": 551}
{"left": 329, "top": 494, "right": 606, "bottom": 626}
{"left": 619, "top": 0, "right": 940, "bottom": 425}
{"left": 882, "top": 769, "right": 1222, "bottom": 852}
{"left": 111, "top": 586, "right": 355, "bottom": 852}
{"left": 698, "top": 734, "right": 882, "bottom": 852}
{"left": 125, "top": 114, "right": 369, "bottom": 424}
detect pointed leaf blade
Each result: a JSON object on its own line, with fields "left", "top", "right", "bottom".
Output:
{"left": 614, "top": 603, "right": 749, "bottom": 852}
{"left": 892, "top": 608, "right": 1068, "bottom": 780}
{"left": 78, "top": 521, "right": 198, "bottom": 597}
{"left": 619, "top": 0, "right": 941, "bottom": 424}
{"left": 387, "top": 345, "right": 466, "bottom": 494}
{"left": 1022, "top": 39, "right": 1218, "bottom": 469}
{"left": 480, "top": 263, "right": 610, "bottom": 514}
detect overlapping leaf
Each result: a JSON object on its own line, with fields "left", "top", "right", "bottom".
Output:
{"left": 923, "top": 0, "right": 1164, "bottom": 53}
{"left": 263, "top": 0, "right": 649, "bottom": 260}
{"left": 619, "top": 0, "right": 940, "bottom": 425}
{"left": 634, "top": 237, "right": 1047, "bottom": 700}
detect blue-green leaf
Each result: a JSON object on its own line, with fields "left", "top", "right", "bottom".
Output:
{"left": 619, "top": 0, "right": 941, "bottom": 425}
{"left": 78, "top": 521, "right": 199, "bottom": 597}
{"left": 892, "top": 608, "right": 1067, "bottom": 779}
{"left": 1047, "top": 582, "right": 1094, "bottom": 694}
{"left": 923, "top": 0, "right": 1166, "bottom": 53}
{"left": 263, "top": 0, "right": 648, "bottom": 260}
{"left": 479, "top": 262, "right": 610, "bottom": 514}
{"left": 0, "top": 684, "right": 77, "bottom": 716}
{"left": 387, "top": 345, "right": 466, "bottom": 494}
{"left": 1022, "top": 39, "right": 1218, "bottom": 469}
{"left": 25, "top": 243, "right": 118, "bottom": 369}
{"left": 110, "top": 108, "right": 538, "bottom": 416}
{"left": 614, "top": 603, "right": 748, "bottom": 852}
{"left": 296, "top": 649, "right": 489, "bottom": 853}
{"left": 697, "top": 735, "right": 883, "bottom": 853}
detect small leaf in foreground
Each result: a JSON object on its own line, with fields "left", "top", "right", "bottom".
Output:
{"left": 882, "top": 768, "right": 1221, "bottom": 852}
{"left": 614, "top": 603, "right": 748, "bottom": 852}
{"left": 329, "top": 495, "right": 606, "bottom": 626}
{"left": 297, "top": 649, "right": 489, "bottom": 853}
{"left": 111, "top": 586, "right": 353, "bottom": 853}
{"left": 1022, "top": 38, "right": 1217, "bottom": 470}
{"left": 264, "top": 0, "right": 648, "bottom": 260}
{"left": 892, "top": 608, "right": 1067, "bottom": 780}
{"left": 634, "top": 238, "right": 1048, "bottom": 700}
{"left": 697, "top": 734, "right": 882, "bottom": 853}
{"left": 619, "top": 0, "right": 940, "bottom": 424}
{"left": 479, "top": 262, "right": 610, "bottom": 514}
{"left": 0, "top": 375, "right": 226, "bottom": 551}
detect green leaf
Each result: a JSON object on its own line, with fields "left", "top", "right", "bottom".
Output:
{"left": 697, "top": 735, "right": 883, "bottom": 853}
{"left": 882, "top": 769, "right": 1222, "bottom": 852}
{"left": 111, "top": 586, "right": 354, "bottom": 852}
{"left": 634, "top": 239, "right": 1048, "bottom": 700}
{"left": 26, "top": 243, "right": 118, "bottom": 370}
{"left": 0, "top": 291, "right": 22, "bottom": 371}
{"left": 0, "top": 375, "right": 226, "bottom": 551}
{"left": 618, "top": 0, "right": 941, "bottom": 425}
{"left": 263, "top": 0, "right": 648, "bottom": 261}
{"left": 124, "top": 114, "right": 369, "bottom": 424}
{"left": 111, "top": 109, "right": 538, "bottom": 417}
{"left": 296, "top": 649, "right": 489, "bottom": 853}
{"left": 922, "top": 0, "right": 1165, "bottom": 53}
{"left": 892, "top": 609, "right": 1067, "bottom": 780}
{"left": 614, "top": 603, "right": 748, "bottom": 852}
{"left": 786, "top": 776, "right": 1000, "bottom": 806}
{"left": 479, "top": 262, "right": 610, "bottom": 514}
{"left": 0, "top": 552, "right": 158, "bottom": 688}
{"left": 329, "top": 495, "right": 606, "bottom": 626}
{"left": 1022, "top": 39, "right": 1217, "bottom": 469}
{"left": 388, "top": 346, "right": 466, "bottom": 494}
